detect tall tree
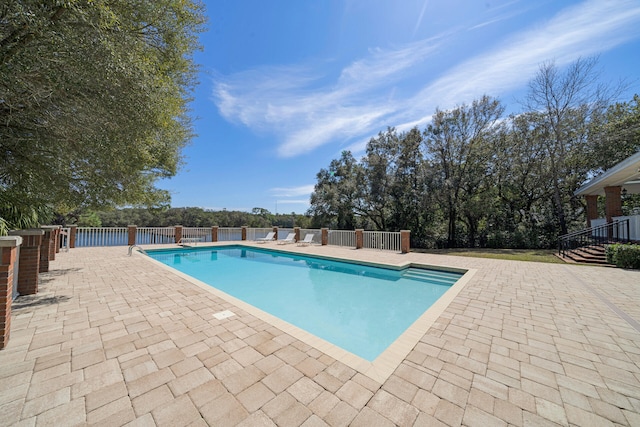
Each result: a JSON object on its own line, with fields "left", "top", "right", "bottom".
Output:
{"left": 591, "top": 94, "right": 640, "bottom": 171}
{"left": 523, "top": 57, "right": 616, "bottom": 235}
{"left": 0, "top": 0, "right": 206, "bottom": 233}
{"left": 389, "top": 127, "right": 428, "bottom": 236}
{"left": 423, "top": 96, "right": 504, "bottom": 247}
{"left": 360, "top": 128, "right": 398, "bottom": 230}
{"left": 491, "top": 112, "right": 555, "bottom": 247}
{"left": 308, "top": 151, "right": 362, "bottom": 229}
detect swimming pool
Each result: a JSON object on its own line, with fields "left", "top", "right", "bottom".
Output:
{"left": 147, "top": 245, "right": 463, "bottom": 362}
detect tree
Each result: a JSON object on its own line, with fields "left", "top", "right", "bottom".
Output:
{"left": 489, "top": 112, "right": 559, "bottom": 247}
{"left": 360, "top": 128, "right": 398, "bottom": 230}
{"left": 0, "top": 1, "right": 206, "bottom": 233}
{"left": 77, "top": 212, "right": 102, "bottom": 227}
{"left": 592, "top": 94, "right": 640, "bottom": 171}
{"left": 423, "top": 96, "right": 504, "bottom": 247}
{"left": 523, "top": 57, "right": 616, "bottom": 235}
{"left": 308, "top": 151, "right": 362, "bottom": 229}
{"left": 388, "top": 128, "right": 429, "bottom": 237}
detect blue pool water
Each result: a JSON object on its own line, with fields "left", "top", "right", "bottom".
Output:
{"left": 147, "top": 245, "right": 462, "bottom": 361}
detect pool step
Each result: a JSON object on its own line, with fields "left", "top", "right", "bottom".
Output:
{"left": 402, "top": 268, "right": 461, "bottom": 285}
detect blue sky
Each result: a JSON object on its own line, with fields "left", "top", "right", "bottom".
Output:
{"left": 159, "top": 0, "right": 640, "bottom": 214}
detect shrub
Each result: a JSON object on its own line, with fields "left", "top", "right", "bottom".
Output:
{"left": 606, "top": 244, "right": 640, "bottom": 269}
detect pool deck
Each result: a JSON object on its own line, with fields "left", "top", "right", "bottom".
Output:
{"left": 1, "top": 244, "right": 640, "bottom": 426}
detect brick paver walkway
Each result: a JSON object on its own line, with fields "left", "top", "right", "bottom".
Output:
{"left": 1, "top": 245, "right": 639, "bottom": 426}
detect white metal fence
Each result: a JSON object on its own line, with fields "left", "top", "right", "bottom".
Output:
{"left": 136, "top": 227, "right": 174, "bottom": 245}
{"left": 363, "top": 231, "right": 402, "bottom": 252}
{"left": 71, "top": 226, "right": 404, "bottom": 252}
{"left": 328, "top": 230, "right": 355, "bottom": 248}
{"left": 181, "top": 227, "right": 211, "bottom": 243}
{"left": 217, "top": 227, "right": 242, "bottom": 242}
{"left": 76, "top": 227, "right": 128, "bottom": 247}
{"left": 278, "top": 228, "right": 295, "bottom": 240}
{"left": 299, "top": 228, "right": 321, "bottom": 244}
{"left": 246, "top": 228, "right": 272, "bottom": 241}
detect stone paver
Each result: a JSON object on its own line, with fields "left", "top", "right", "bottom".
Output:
{"left": 0, "top": 245, "right": 639, "bottom": 426}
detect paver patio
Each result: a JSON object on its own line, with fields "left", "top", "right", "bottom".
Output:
{"left": 1, "top": 244, "right": 639, "bottom": 426}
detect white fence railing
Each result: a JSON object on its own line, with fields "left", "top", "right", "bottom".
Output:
{"left": 71, "top": 226, "right": 405, "bottom": 252}
{"left": 76, "top": 227, "right": 128, "bottom": 247}
{"left": 363, "top": 231, "right": 402, "bottom": 252}
{"left": 278, "top": 228, "right": 295, "bottom": 239}
{"left": 181, "top": 227, "right": 211, "bottom": 243}
{"left": 247, "top": 228, "right": 272, "bottom": 241}
{"left": 328, "top": 230, "right": 355, "bottom": 248}
{"left": 299, "top": 229, "right": 321, "bottom": 244}
{"left": 137, "top": 227, "right": 175, "bottom": 245}
{"left": 217, "top": 227, "right": 242, "bottom": 242}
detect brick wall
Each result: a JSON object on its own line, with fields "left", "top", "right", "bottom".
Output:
{"left": 39, "top": 228, "right": 53, "bottom": 273}
{"left": 9, "top": 230, "right": 43, "bottom": 295}
{"left": 0, "top": 236, "right": 22, "bottom": 350}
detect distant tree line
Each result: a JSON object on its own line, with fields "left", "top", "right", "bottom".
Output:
{"left": 307, "top": 59, "right": 640, "bottom": 248}
{"left": 66, "top": 207, "right": 313, "bottom": 230}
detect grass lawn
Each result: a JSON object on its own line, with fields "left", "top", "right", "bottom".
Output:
{"left": 413, "top": 248, "right": 566, "bottom": 263}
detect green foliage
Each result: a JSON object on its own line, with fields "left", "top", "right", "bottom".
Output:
{"left": 424, "top": 95, "right": 504, "bottom": 247}
{"left": 77, "top": 212, "right": 102, "bottom": 227}
{"left": 606, "top": 244, "right": 640, "bottom": 269}
{"left": 0, "top": 0, "right": 206, "bottom": 233}
{"left": 77, "top": 207, "right": 311, "bottom": 229}
{"left": 307, "top": 59, "right": 640, "bottom": 249}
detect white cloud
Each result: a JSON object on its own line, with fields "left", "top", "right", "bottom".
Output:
{"left": 212, "top": 0, "right": 640, "bottom": 158}
{"left": 384, "top": 0, "right": 640, "bottom": 136}
{"left": 269, "top": 185, "right": 315, "bottom": 198}
{"left": 275, "top": 199, "right": 310, "bottom": 205}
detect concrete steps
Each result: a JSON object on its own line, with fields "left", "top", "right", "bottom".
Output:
{"left": 561, "top": 245, "right": 614, "bottom": 266}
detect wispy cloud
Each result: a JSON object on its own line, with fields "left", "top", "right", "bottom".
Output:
{"left": 275, "top": 199, "right": 310, "bottom": 205}
{"left": 413, "top": 0, "right": 429, "bottom": 37}
{"left": 212, "top": 0, "right": 640, "bottom": 158}
{"left": 269, "top": 185, "right": 315, "bottom": 198}
{"left": 395, "top": 0, "right": 640, "bottom": 124}
{"left": 213, "top": 38, "right": 442, "bottom": 157}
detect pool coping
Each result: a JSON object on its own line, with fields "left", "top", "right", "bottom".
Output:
{"left": 135, "top": 243, "right": 476, "bottom": 384}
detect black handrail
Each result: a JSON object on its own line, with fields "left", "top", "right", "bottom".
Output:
{"left": 558, "top": 219, "right": 630, "bottom": 257}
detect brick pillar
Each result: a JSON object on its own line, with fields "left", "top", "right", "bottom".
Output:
{"left": 39, "top": 228, "right": 53, "bottom": 273}
{"left": 294, "top": 227, "right": 300, "bottom": 242}
{"left": 241, "top": 226, "right": 247, "bottom": 241}
{"left": 41, "top": 226, "right": 57, "bottom": 261}
{"left": 272, "top": 226, "right": 279, "bottom": 241}
{"left": 8, "top": 230, "right": 43, "bottom": 295}
{"left": 584, "top": 195, "right": 599, "bottom": 228}
{"left": 321, "top": 228, "right": 328, "bottom": 246}
{"left": 604, "top": 186, "right": 623, "bottom": 224}
{"left": 400, "top": 230, "right": 411, "bottom": 254}
{"left": 54, "top": 226, "right": 61, "bottom": 254}
{"left": 355, "top": 229, "right": 364, "bottom": 249}
{"left": 175, "top": 225, "right": 183, "bottom": 244}
{"left": 212, "top": 226, "right": 218, "bottom": 243}
{"left": 0, "top": 236, "right": 22, "bottom": 350}
{"left": 127, "top": 225, "right": 137, "bottom": 246}
{"left": 68, "top": 225, "right": 77, "bottom": 249}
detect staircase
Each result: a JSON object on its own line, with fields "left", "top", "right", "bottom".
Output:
{"left": 561, "top": 245, "right": 611, "bottom": 265}
{"left": 558, "top": 219, "right": 630, "bottom": 266}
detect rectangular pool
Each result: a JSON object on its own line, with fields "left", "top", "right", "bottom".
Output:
{"left": 146, "top": 245, "right": 463, "bottom": 362}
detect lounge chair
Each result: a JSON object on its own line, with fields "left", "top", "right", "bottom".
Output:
{"left": 297, "top": 234, "right": 315, "bottom": 246}
{"left": 256, "top": 231, "right": 275, "bottom": 243}
{"left": 277, "top": 233, "right": 296, "bottom": 245}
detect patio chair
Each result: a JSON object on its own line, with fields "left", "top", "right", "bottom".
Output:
{"left": 297, "top": 234, "right": 315, "bottom": 246}
{"left": 277, "top": 233, "right": 296, "bottom": 245}
{"left": 256, "top": 231, "right": 275, "bottom": 243}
